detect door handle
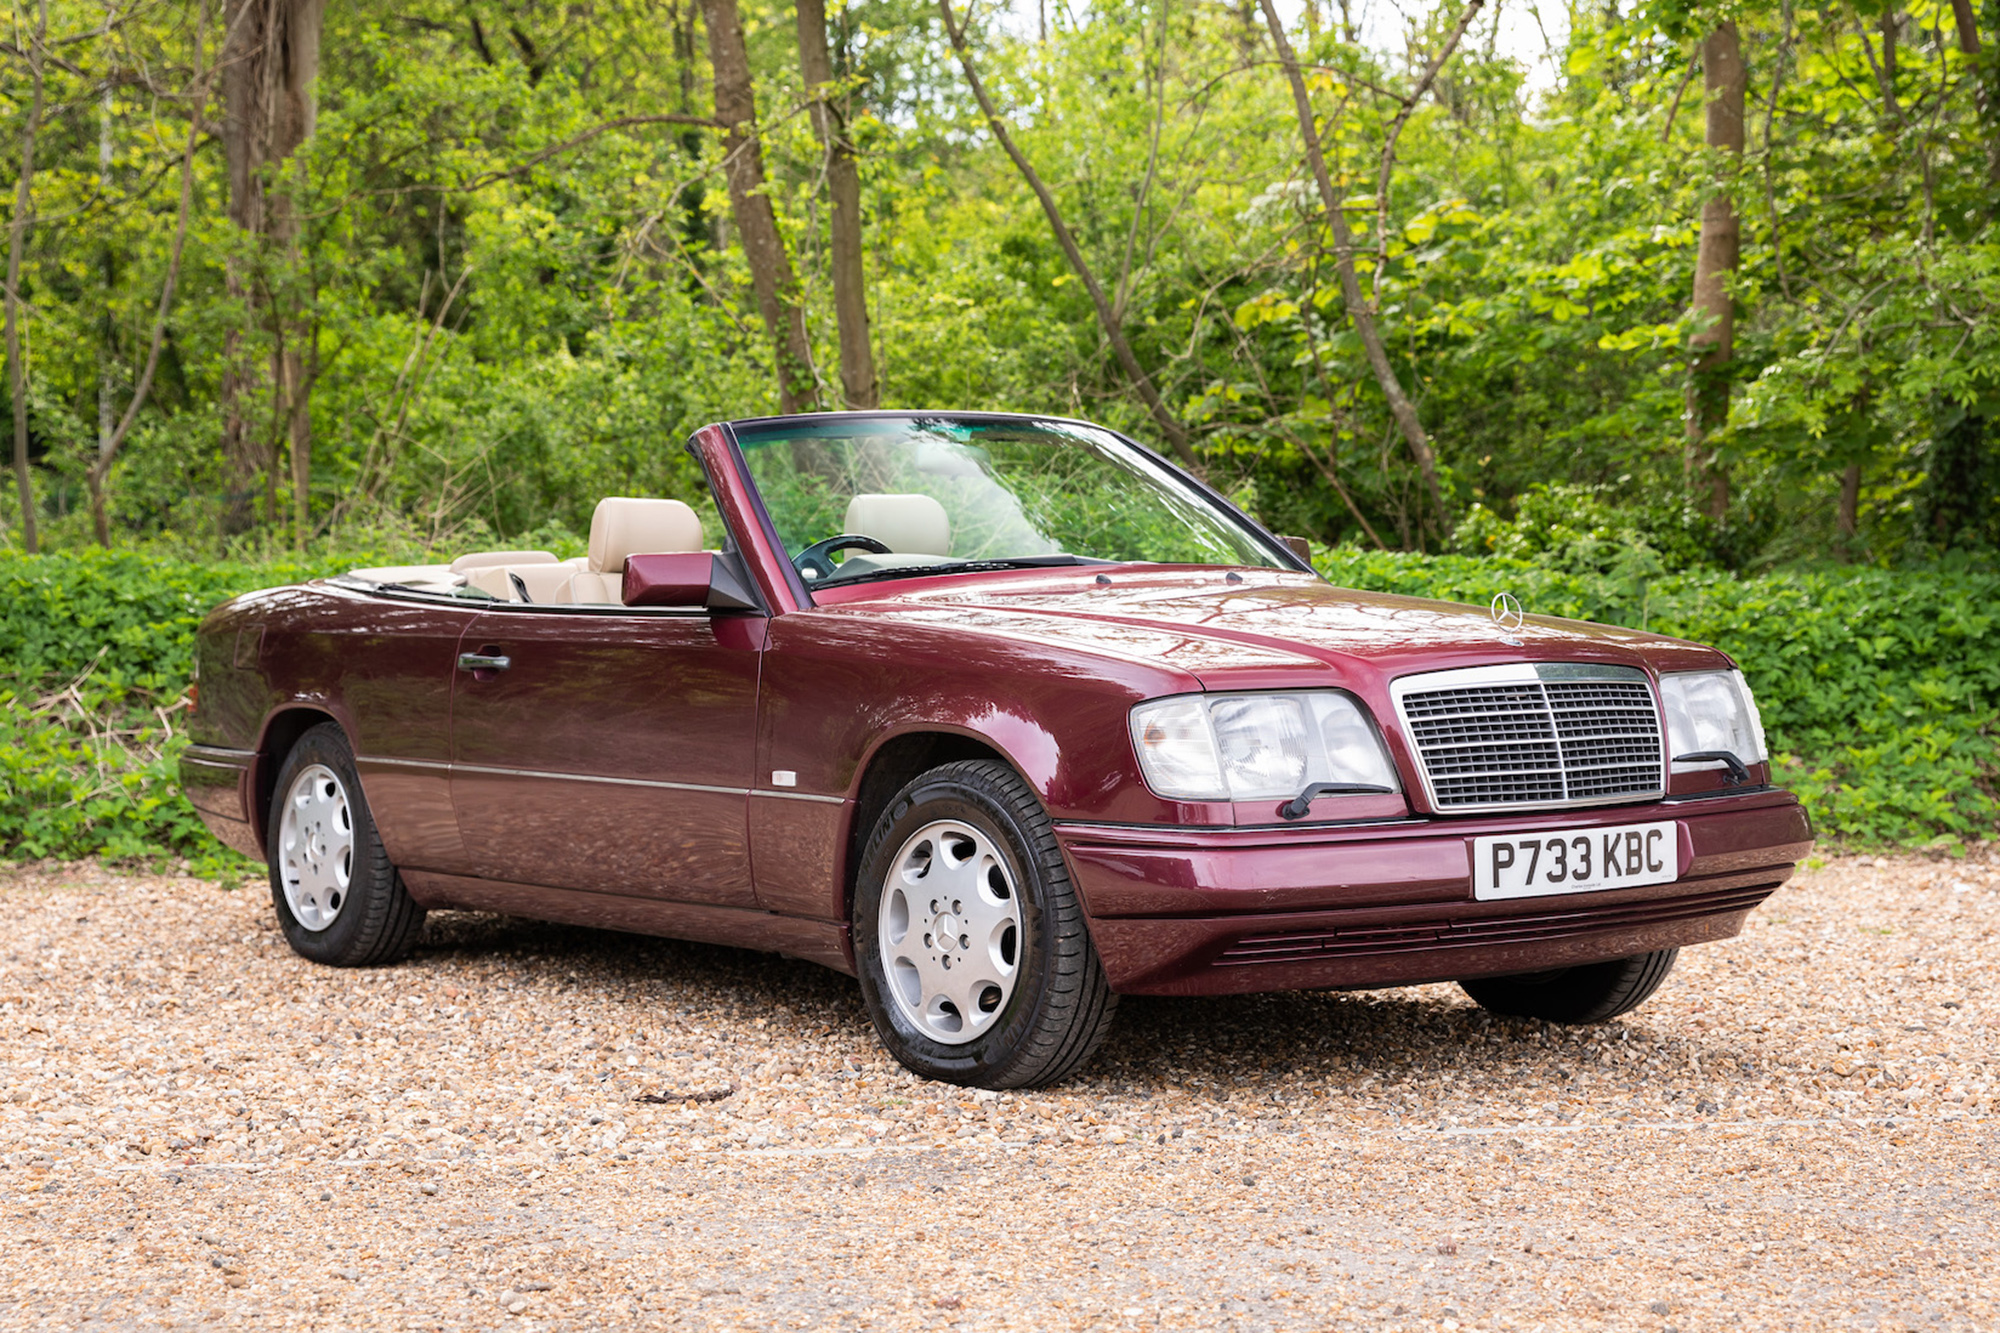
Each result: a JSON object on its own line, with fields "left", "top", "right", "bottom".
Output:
{"left": 457, "top": 652, "right": 511, "bottom": 673}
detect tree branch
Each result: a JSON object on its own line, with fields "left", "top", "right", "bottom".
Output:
{"left": 1373, "top": 0, "right": 1484, "bottom": 306}
{"left": 937, "top": 0, "right": 1198, "bottom": 470}
{"left": 86, "top": 0, "right": 211, "bottom": 544}
{"left": 1255, "top": 0, "right": 1449, "bottom": 537}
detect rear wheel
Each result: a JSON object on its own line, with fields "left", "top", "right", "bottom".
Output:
{"left": 267, "top": 722, "right": 425, "bottom": 966}
{"left": 1458, "top": 949, "right": 1678, "bottom": 1024}
{"left": 852, "top": 760, "right": 1116, "bottom": 1088}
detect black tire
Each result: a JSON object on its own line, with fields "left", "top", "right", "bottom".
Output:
{"left": 1458, "top": 948, "right": 1679, "bottom": 1024}
{"left": 266, "top": 721, "right": 426, "bottom": 967}
{"left": 852, "top": 760, "right": 1116, "bottom": 1088}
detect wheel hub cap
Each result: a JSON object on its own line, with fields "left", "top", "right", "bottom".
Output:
{"left": 278, "top": 763, "right": 355, "bottom": 933}
{"left": 878, "top": 819, "right": 1023, "bottom": 1046}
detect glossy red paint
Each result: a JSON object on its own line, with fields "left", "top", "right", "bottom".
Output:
{"left": 623, "top": 552, "right": 721, "bottom": 607}
{"left": 179, "top": 411, "right": 1815, "bottom": 1010}
{"left": 449, "top": 603, "right": 764, "bottom": 906}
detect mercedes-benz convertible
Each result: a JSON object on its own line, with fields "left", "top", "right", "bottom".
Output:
{"left": 180, "top": 412, "right": 1813, "bottom": 1087}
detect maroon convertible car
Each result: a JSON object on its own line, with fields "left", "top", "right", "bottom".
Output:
{"left": 181, "top": 412, "right": 1812, "bottom": 1088}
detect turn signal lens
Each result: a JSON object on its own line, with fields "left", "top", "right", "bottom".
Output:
{"left": 1130, "top": 697, "right": 1227, "bottom": 800}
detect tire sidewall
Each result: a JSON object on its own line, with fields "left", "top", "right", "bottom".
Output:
{"left": 852, "top": 769, "right": 1064, "bottom": 1087}
{"left": 267, "top": 724, "right": 387, "bottom": 965}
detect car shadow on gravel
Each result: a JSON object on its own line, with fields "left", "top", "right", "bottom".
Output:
{"left": 410, "top": 909, "right": 871, "bottom": 1025}
{"left": 403, "top": 910, "right": 1765, "bottom": 1098}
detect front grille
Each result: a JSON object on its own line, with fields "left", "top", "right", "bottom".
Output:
{"left": 1394, "top": 664, "right": 1664, "bottom": 812}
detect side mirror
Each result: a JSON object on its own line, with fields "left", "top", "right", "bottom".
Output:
{"left": 622, "top": 552, "right": 760, "bottom": 611}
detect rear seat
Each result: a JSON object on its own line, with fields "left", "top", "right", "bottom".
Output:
{"left": 465, "top": 562, "right": 582, "bottom": 603}
{"left": 449, "top": 550, "right": 558, "bottom": 574}
{"left": 463, "top": 500, "right": 704, "bottom": 604}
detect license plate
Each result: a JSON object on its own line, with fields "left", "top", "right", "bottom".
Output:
{"left": 1472, "top": 820, "right": 1679, "bottom": 901}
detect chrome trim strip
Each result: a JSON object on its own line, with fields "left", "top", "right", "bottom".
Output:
{"left": 750, "top": 789, "right": 846, "bottom": 805}
{"left": 181, "top": 744, "right": 257, "bottom": 766}
{"left": 357, "top": 756, "right": 845, "bottom": 803}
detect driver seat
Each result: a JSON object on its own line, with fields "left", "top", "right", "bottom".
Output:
{"left": 843, "top": 493, "right": 951, "bottom": 556}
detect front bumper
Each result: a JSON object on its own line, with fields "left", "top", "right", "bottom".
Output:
{"left": 1057, "top": 790, "right": 1813, "bottom": 996}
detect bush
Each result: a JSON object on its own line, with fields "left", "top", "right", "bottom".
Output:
{"left": 0, "top": 550, "right": 346, "bottom": 871}
{"left": 1, "top": 548, "right": 1992, "bottom": 863}
{"left": 1317, "top": 548, "right": 2000, "bottom": 846}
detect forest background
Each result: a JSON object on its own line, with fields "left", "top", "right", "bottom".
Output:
{"left": 0, "top": 0, "right": 1995, "bottom": 866}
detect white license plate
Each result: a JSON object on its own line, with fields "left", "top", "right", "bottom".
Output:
{"left": 1472, "top": 820, "right": 1679, "bottom": 900}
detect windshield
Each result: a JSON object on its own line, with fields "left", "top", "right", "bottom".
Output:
{"left": 734, "top": 416, "right": 1285, "bottom": 588}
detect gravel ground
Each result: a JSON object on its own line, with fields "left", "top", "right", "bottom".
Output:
{"left": 2, "top": 849, "right": 1996, "bottom": 1332}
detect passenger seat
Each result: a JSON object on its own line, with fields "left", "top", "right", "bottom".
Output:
{"left": 843, "top": 493, "right": 951, "bottom": 556}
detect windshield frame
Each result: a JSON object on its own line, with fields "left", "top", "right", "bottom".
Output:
{"left": 719, "top": 411, "right": 1311, "bottom": 605}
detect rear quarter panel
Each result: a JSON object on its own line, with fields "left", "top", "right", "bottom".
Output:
{"left": 188, "top": 583, "right": 474, "bottom": 868}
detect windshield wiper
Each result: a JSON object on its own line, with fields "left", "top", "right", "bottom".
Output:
{"left": 1675, "top": 750, "right": 1753, "bottom": 785}
{"left": 1278, "top": 782, "right": 1397, "bottom": 821}
{"left": 820, "top": 554, "right": 1106, "bottom": 587}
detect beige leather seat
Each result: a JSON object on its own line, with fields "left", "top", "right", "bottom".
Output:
{"left": 844, "top": 493, "right": 951, "bottom": 556}
{"left": 448, "top": 550, "right": 557, "bottom": 574}
{"left": 465, "top": 561, "right": 580, "bottom": 604}
{"left": 566, "top": 497, "right": 706, "bottom": 603}
{"left": 347, "top": 563, "right": 458, "bottom": 589}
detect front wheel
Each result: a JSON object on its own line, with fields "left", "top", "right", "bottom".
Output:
{"left": 1458, "top": 948, "right": 1679, "bottom": 1024}
{"left": 852, "top": 760, "right": 1116, "bottom": 1088}
{"left": 267, "top": 721, "right": 426, "bottom": 967}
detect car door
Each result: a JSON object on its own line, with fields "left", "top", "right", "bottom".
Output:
{"left": 447, "top": 602, "right": 765, "bottom": 907}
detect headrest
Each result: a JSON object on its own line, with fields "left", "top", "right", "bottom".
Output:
{"left": 448, "top": 550, "right": 557, "bottom": 573}
{"left": 843, "top": 493, "right": 951, "bottom": 557}
{"left": 588, "top": 497, "right": 704, "bottom": 573}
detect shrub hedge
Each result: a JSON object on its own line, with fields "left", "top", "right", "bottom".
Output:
{"left": 0, "top": 548, "right": 1992, "bottom": 864}
{"left": 1316, "top": 549, "right": 2000, "bottom": 845}
{"left": 0, "top": 551, "right": 344, "bottom": 870}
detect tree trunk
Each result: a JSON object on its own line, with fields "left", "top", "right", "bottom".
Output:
{"left": 701, "top": 0, "right": 818, "bottom": 414}
{"left": 937, "top": 0, "right": 1200, "bottom": 471}
{"left": 1837, "top": 462, "right": 1862, "bottom": 540}
{"left": 218, "top": 0, "right": 325, "bottom": 535}
{"left": 1684, "top": 20, "right": 1745, "bottom": 521}
{"left": 1949, "top": 0, "right": 1979, "bottom": 53}
{"left": 6, "top": 0, "right": 48, "bottom": 555}
{"left": 1256, "top": 0, "right": 1451, "bottom": 536}
{"left": 795, "top": 0, "right": 876, "bottom": 409}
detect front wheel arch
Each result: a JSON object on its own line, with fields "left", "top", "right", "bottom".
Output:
{"left": 252, "top": 706, "right": 341, "bottom": 855}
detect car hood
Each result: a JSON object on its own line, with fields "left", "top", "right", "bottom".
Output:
{"left": 843, "top": 567, "right": 1726, "bottom": 691}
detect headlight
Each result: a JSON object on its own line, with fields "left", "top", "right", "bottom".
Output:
{"left": 1660, "top": 669, "right": 1767, "bottom": 770}
{"left": 1130, "top": 692, "right": 1399, "bottom": 801}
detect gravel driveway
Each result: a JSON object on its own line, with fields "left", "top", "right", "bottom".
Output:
{"left": 2, "top": 850, "right": 1995, "bottom": 1331}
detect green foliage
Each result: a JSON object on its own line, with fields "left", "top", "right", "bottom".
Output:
{"left": 0, "top": 551, "right": 344, "bottom": 870}
{"left": 1316, "top": 546, "right": 2000, "bottom": 847}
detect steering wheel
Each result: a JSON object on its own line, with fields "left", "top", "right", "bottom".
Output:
{"left": 794, "top": 533, "right": 892, "bottom": 582}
